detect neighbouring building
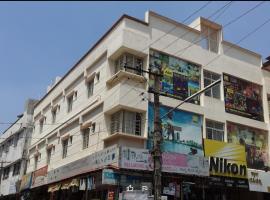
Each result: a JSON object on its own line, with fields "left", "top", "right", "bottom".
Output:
{"left": 6, "top": 11, "right": 270, "bottom": 200}
{"left": 0, "top": 99, "right": 37, "bottom": 197}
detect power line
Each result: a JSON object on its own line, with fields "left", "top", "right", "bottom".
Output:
{"left": 182, "top": 1, "right": 212, "bottom": 23}
{"left": 176, "top": 1, "right": 265, "bottom": 57}
{"left": 140, "top": 1, "right": 213, "bottom": 53}
{"left": 159, "top": 1, "right": 233, "bottom": 53}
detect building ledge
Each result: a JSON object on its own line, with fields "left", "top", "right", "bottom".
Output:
{"left": 106, "top": 70, "right": 147, "bottom": 87}
{"left": 104, "top": 132, "right": 147, "bottom": 143}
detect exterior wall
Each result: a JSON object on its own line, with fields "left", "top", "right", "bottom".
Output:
{"left": 0, "top": 99, "right": 37, "bottom": 196}
{"left": 23, "top": 11, "right": 270, "bottom": 193}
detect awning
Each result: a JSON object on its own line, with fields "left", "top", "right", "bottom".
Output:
{"left": 48, "top": 183, "right": 61, "bottom": 193}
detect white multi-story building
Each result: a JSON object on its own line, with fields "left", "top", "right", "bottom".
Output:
{"left": 0, "top": 99, "right": 37, "bottom": 196}
{"left": 23, "top": 11, "right": 270, "bottom": 199}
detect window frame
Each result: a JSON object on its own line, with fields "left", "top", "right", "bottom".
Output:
{"left": 67, "top": 95, "right": 73, "bottom": 113}
{"left": 205, "top": 119, "right": 224, "bottom": 141}
{"left": 12, "top": 162, "right": 21, "bottom": 176}
{"left": 87, "top": 79, "right": 94, "bottom": 98}
{"left": 62, "top": 139, "right": 68, "bottom": 159}
{"left": 204, "top": 70, "right": 221, "bottom": 99}
{"left": 82, "top": 128, "right": 90, "bottom": 150}
{"left": 47, "top": 148, "right": 52, "bottom": 165}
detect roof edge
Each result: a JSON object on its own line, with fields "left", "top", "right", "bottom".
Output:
{"left": 34, "top": 14, "right": 148, "bottom": 109}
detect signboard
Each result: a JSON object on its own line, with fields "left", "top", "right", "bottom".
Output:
{"left": 48, "top": 145, "right": 119, "bottom": 184}
{"left": 248, "top": 169, "right": 270, "bottom": 193}
{"left": 102, "top": 169, "right": 119, "bottom": 185}
{"left": 122, "top": 191, "right": 149, "bottom": 200}
{"left": 20, "top": 173, "right": 32, "bottom": 191}
{"left": 223, "top": 73, "right": 263, "bottom": 121}
{"left": 162, "top": 152, "right": 209, "bottom": 176}
{"left": 149, "top": 50, "right": 200, "bottom": 104}
{"left": 120, "top": 147, "right": 153, "bottom": 170}
{"left": 208, "top": 176, "right": 248, "bottom": 189}
{"left": 204, "top": 139, "right": 247, "bottom": 178}
{"left": 31, "top": 165, "right": 48, "bottom": 188}
{"left": 120, "top": 147, "right": 209, "bottom": 176}
{"left": 227, "top": 122, "right": 269, "bottom": 170}
{"left": 148, "top": 103, "right": 203, "bottom": 155}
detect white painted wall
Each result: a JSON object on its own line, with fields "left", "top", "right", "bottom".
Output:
{"left": 25, "top": 11, "right": 270, "bottom": 187}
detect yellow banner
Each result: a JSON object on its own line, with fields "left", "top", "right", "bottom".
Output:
{"left": 204, "top": 139, "right": 247, "bottom": 178}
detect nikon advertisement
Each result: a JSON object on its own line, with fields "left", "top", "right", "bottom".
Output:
{"left": 204, "top": 139, "right": 247, "bottom": 179}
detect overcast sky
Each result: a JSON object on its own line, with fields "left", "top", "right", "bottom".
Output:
{"left": 0, "top": 1, "right": 270, "bottom": 133}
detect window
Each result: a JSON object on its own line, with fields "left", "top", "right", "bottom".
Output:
{"left": 3, "top": 167, "right": 10, "bottom": 180}
{"left": 39, "top": 118, "right": 44, "bottom": 134}
{"left": 87, "top": 79, "right": 94, "bottom": 98}
{"left": 201, "top": 24, "right": 219, "bottom": 53}
{"left": 204, "top": 70, "right": 220, "bottom": 99}
{"left": 82, "top": 129, "right": 90, "bottom": 149}
{"left": 12, "top": 162, "right": 21, "bottom": 176}
{"left": 34, "top": 156, "right": 38, "bottom": 170}
{"left": 62, "top": 139, "right": 68, "bottom": 158}
{"left": 111, "top": 110, "right": 142, "bottom": 136}
{"left": 96, "top": 72, "right": 100, "bottom": 82}
{"left": 67, "top": 95, "right": 73, "bottom": 113}
{"left": 52, "top": 109, "right": 57, "bottom": 123}
{"left": 115, "top": 53, "right": 143, "bottom": 75}
{"left": 47, "top": 148, "right": 52, "bottom": 165}
{"left": 267, "top": 94, "right": 270, "bottom": 119}
{"left": 206, "top": 120, "right": 224, "bottom": 141}
{"left": 91, "top": 123, "right": 96, "bottom": 133}
{"left": 14, "top": 134, "right": 19, "bottom": 147}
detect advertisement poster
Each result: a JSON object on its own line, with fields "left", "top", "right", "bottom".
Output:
{"left": 120, "top": 147, "right": 153, "bottom": 171}
{"left": 102, "top": 169, "right": 119, "bottom": 185}
{"left": 31, "top": 165, "right": 48, "bottom": 188}
{"left": 204, "top": 139, "right": 247, "bottom": 179}
{"left": 149, "top": 50, "right": 201, "bottom": 104}
{"left": 120, "top": 147, "right": 209, "bottom": 176}
{"left": 248, "top": 169, "right": 270, "bottom": 193}
{"left": 223, "top": 73, "right": 263, "bottom": 121}
{"left": 227, "top": 122, "right": 269, "bottom": 170}
{"left": 148, "top": 103, "right": 203, "bottom": 155}
{"left": 20, "top": 173, "right": 32, "bottom": 191}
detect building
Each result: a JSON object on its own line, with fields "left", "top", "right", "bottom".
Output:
{"left": 0, "top": 99, "right": 37, "bottom": 197}
{"left": 18, "top": 11, "right": 270, "bottom": 200}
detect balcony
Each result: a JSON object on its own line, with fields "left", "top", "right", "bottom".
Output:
{"left": 104, "top": 110, "right": 147, "bottom": 149}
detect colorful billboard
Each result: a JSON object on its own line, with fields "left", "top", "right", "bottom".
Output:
{"left": 20, "top": 173, "right": 32, "bottom": 191}
{"left": 227, "top": 122, "right": 269, "bottom": 170}
{"left": 223, "top": 73, "right": 264, "bottom": 121}
{"left": 31, "top": 165, "right": 48, "bottom": 188}
{"left": 149, "top": 50, "right": 201, "bottom": 104}
{"left": 148, "top": 103, "right": 203, "bottom": 155}
{"left": 204, "top": 139, "right": 247, "bottom": 179}
{"left": 248, "top": 169, "right": 270, "bottom": 193}
{"left": 120, "top": 147, "right": 209, "bottom": 176}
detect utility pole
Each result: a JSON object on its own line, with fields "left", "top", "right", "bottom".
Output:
{"left": 152, "top": 70, "right": 162, "bottom": 200}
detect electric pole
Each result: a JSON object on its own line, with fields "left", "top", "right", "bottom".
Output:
{"left": 152, "top": 70, "right": 162, "bottom": 200}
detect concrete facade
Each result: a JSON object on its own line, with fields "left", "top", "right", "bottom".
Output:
{"left": 0, "top": 99, "right": 37, "bottom": 196}
{"left": 1, "top": 11, "right": 267, "bottom": 196}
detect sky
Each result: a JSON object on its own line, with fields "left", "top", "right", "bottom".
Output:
{"left": 0, "top": 1, "right": 270, "bottom": 133}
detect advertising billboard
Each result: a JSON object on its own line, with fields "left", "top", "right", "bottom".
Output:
{"left": 149, "top": 50, "right": 201, "bottom": 104}
{"left": 227, "top": 122, "right": 269, "bottom": 170}
{"left": 31, "top": 165, "right": 48, "bottom": 188}
{"left": 223, "top": 73, "right": 263, "bottom": 121}
{"left": 148, "top": 103, "right": 203, "bottom": 155}
{"left": 204, "top": 139, "right": 247, "bottom": 179}
{"left": 120, "top": 147, "right": 209, "bottom": 176}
